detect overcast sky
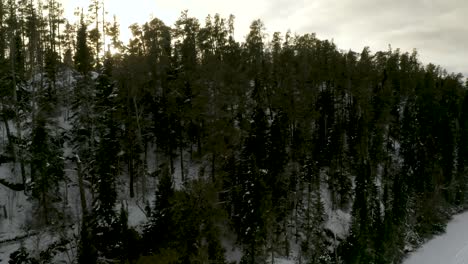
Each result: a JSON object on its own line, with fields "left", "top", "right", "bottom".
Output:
{"left": 62, "top": 0, "right": 468, "bottom": 77}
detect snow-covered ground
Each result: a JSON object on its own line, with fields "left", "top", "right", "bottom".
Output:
{"left": 269, "top": 258, "right": 295, "bottom": 264}
{"left": 404, "top": 210, "right": 468, "bottom": 264}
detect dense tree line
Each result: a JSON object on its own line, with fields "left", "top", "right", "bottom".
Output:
{"left": 1, "top": 1, "right": 467, "bottom": 263}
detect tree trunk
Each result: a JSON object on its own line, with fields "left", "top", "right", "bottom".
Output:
{"left": 284, "top": 218, "right": 289, "bottom": 257}
{"left": 197, "top": 131, "right": 202, "bottom": 156}
{"left": 189, "top": 142, "right": 193, "bottom": 161}
{"left": 306, "top": 182, "right": 311, "bottom": 248}
{"left": 180, "top": 144, "right": 184, "bottom": 182}
{"left": 143, "top": 141, "right": 147, "bottom": 198}
{"left": 251, "top": 241, "right": 255, "bottom": 264}
{"left": 10, "top": 37, "right": 27, "bottom": 190}
{"left": 2, "top": 204, "right": 6, "bottom": 218}
{"left": 76, "top": 156, "right": 88, "bottom": 218}
{"left": 211, "top": 152, "right": 215, "bottom": 183}
{"left": 42, "top": 191, "right": 49, "bottom": 224}
{"left": 170, "top": 152, "right": 174, "bottom": 175}
{"left": 129, "top": 156, "right": 134, "bottom": 198}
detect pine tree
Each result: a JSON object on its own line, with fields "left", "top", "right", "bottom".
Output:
{"left": 299, "top": 158, "right": 331, "bottom": 264}
{"left": 87, "top": 0, "right": 103, "bottom": 66}
{"left": 77, "top": 216, "right": 98, "bottom": 264}
{"left": 144, "top": 163, "right": 175, "bottom": 253}
{"left": 74, "top": 16, "right": 92, "bottom": 75}
{"left": 30, "top": 115, "right": 64, "bottom": 225}
{"left": 0, "top": 8, "right": 463, "bottom": 264}
{"left": 457, "top": 90, "right": 468, "bottom": 204}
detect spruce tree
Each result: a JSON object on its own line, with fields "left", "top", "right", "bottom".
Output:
{"left": 144, "top": 163, "right": 175, "bottom": 253}
{"left": 74, "top": 16, "right": 92, "bottom": 75}
{"left": 30, "top": 115, "right": 64, "bottom": 225}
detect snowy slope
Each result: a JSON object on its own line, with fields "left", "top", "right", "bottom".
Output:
{"left": 404, "top": 210, "right": 468, "bottom": 264}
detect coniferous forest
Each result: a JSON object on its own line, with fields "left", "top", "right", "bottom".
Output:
{"left": 0, "top": 1, "right": 467, "bottom": 263}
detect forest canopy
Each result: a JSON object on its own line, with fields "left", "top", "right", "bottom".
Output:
{"left": 0, "top": 1, "right": 467, "bottom": 263}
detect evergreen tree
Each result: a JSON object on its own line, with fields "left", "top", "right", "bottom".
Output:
{"left": 77, "top": 217, "right": 98, "bottom": 264}
{"left": 0, "top": 8, "right": 465, "bottom": 264}
{"left": 74, "top": 16, "right": 92, "bottom": 75}
{"left": 144, "top": 163, "right": 175, "bottom": 253}
{"left": 30, "top": 115, "right": 64, "bottom": 225}
{"left": 299, "top": 158, "right": 332, "bottom": 264}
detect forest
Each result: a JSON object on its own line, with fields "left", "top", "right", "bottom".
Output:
{"left": 0, "top": 0, "right": 467, "bottom": 263}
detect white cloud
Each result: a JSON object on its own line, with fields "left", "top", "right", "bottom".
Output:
{"left": 62, "top": 0, "right": 468, "bottom": 76}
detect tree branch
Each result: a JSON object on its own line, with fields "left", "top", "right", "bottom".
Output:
{"left": 0, "top": 178, "right": 24, "bottom": 191}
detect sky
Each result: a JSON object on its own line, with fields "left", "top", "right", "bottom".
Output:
{"left": 62, "top": 0, "right": 468, "bottom": 77}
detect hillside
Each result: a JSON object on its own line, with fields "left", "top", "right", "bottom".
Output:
{"left": 0, "top": 2, "right": 468, "bottom": 264}
{"left": 403, "top": 210, "right": 468, "bottom": 264}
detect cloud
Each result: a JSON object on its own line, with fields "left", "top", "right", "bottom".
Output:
{"left": 262, "top": 0, "right": 468, "bottom": 75}
{"left": 62, "top": 0, "right": 468, "bottom": 76}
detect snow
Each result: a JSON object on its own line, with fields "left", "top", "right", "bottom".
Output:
{"left": 0, "top": 228, "right": 72, "bottom": 264}
{"left": 0, "top": 166, "right": 12, "bottom": 182}
{"left": 0, "top": 163, "right": 30, "bottom": 232}
{"left": 2, "top": 68, "right": 345, "bottom": 263}
{"left": 0, "top": 182, "right": 32, "bottom": 263}
{"left": 117, "top": 198, "right": 149, "bottom": 228}
{"left": 57, "top": 108, "right": 73, "bottom": 131}
{"left": 0, "top": 146, "right": 83, "bottom": 262}
{"left": 325, "top": 209, "right": 351, "bottom": 239}
{"left": 320, "top": 178, "right": 351, "bottom": 239}
{"left": 171, "top": 154, "right": 203, "bottom": 190}
{"left": 224, "top": 244, "right": 242, "bottom": 264}
{"left": 90, "top": 71, "right": 99, "bottom": 80}
{"left": 404, "top": 210, "right": 468, "bottom": 264}
{"left": 0, "top": 243, "right": 20, "bottom": 263}
{"left": 0, "top": 69, "right": 163, "bottom": 263}
{"left": 269, "top": 258, "right": 295, "bottom": 264}
{"left": 221, "top": 229, "right": 242, "bottom": 263}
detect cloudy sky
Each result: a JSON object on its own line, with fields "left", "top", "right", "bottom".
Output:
{"left": 62, "top": 0, "right": 468, "bottom": 77}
